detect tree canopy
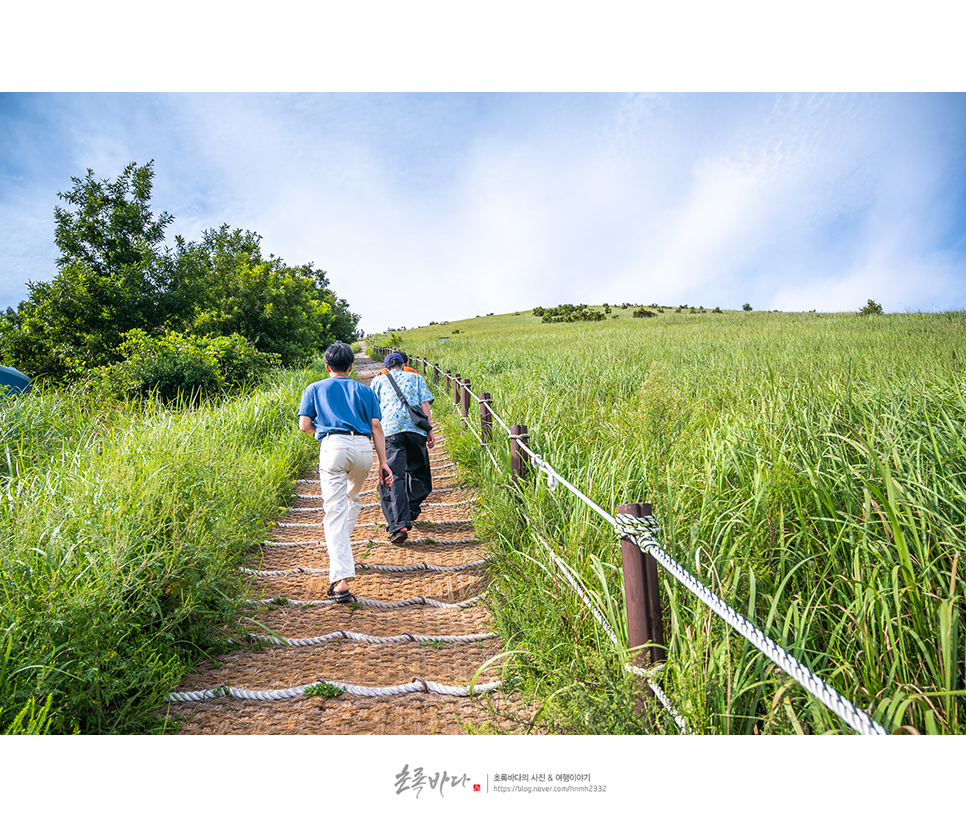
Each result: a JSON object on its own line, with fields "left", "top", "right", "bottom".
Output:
{"left": 1, "top": 161, "right": 359, "bottom": 383}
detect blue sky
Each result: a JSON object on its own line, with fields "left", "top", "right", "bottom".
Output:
{"left": 1, "top": 92, "right": 964, "bottom": 333}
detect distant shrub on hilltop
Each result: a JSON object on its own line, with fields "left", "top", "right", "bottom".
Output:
{"left": 532, "top": 304, "right": 605, "bottom": 323}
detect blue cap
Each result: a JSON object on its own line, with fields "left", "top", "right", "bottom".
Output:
{"left": 384, "top": 352, "right": 405, "bottom": 368}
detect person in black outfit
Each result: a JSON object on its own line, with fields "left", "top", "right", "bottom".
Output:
{"left": 369, "top": 352, "right": 435, "bottom": 544}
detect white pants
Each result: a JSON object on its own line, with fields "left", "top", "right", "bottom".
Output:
{"left": 318, "top": 434, "right": 373, "bottom": 583}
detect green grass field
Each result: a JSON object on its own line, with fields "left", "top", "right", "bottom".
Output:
{"left": 0, "top": 368, "right": 324, "bottom": 733}
{"left": 375, "top": 305, "right": 966, "bottom": 734}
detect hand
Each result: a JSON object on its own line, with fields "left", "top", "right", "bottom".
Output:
{"left": 379, "top": 464, "right": 393, "bottom": 486}
{"left": 426, "top": 430, "right": 435, "bottom": 449}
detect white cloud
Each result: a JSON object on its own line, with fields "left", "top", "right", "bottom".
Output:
{"left": 1, "top": 93, "right": 964, "bottom": 332}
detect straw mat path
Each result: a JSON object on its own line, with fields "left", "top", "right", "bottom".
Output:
{"left": 166, "top": 350, "right": 526, "bottom": 734}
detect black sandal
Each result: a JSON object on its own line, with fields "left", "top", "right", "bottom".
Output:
{"left": 327, "top": 582, "right": 357, "bottom": 604}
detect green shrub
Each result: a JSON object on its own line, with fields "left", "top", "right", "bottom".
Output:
{"left": 92, "top": 330, "right": 279, "bottom": 403}
{"left": 532, "top": 304, "right": 605, "bottom": 323}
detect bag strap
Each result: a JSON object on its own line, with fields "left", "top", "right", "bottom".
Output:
{"left": 384, "top": 370, "right": 413, "bottom": 409}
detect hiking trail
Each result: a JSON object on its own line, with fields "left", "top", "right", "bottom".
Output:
{"left": 167, "top": 349, "right": 525, "bottom": 734}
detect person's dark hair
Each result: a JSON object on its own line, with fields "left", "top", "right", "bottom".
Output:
{"left": 324, "top": 341, "right": 355, "bottom": 372}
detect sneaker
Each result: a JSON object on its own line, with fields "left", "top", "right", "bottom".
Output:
{"left": 389, "top": 528, "right": 408, "bottom": 545}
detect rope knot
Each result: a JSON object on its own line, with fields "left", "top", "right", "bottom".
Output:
{"left": 614, "top": 513, "right": 661, "bottom": 543}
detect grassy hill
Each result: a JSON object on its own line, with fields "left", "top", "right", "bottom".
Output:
{"left": 372, "top": 305, "right": 966, "bottom": 734}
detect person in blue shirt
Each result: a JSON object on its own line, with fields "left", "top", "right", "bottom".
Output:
{"left": 298, "top": 342, "right": 392, "bottom": 603}
{"left": 369, "top": 351, "right": 435, "bottom": 544}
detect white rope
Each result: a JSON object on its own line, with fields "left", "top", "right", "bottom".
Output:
{"left": 238, "top": 630, "right": 497, "bottom": 647}
{"left": 430, "top": 362, "right": 886, "bottom": 735}
{"left": 481, "top": 399, "right": 513, "bottom": 435}
{"left": 461, "top": 411, "right": 502, "bottom": 471}
{"left": 284, "top": 498, "right": 476, "bottom": 514}
{"left": 241, "top": 559, "right": 488, "bottom": 576}
{"left": 277, "top": 518, "right": 472, "bottom": 528}
{"left": 514, "top": 435, "right": 615, "bottom": 523}
{"left": 167, "top": 677, "right": 503, "bottom": 702}
{"left": 530, "top": 530, "right": 690, "bottom": 734}
{"left": 614, "top": 514, "right": 888, "bottom": 737}
{"left": 244, "top": 593, "right": 486, "bottom": 609}
{"left": 261, "top": 536, "right": 481, "bottom": 548}
{"left": 296, "top": 463, "right": 455, "bottom": 483}
{"left": 433, "top": 367, "right": 693, "bottom": 730}
{"left": 292, "top": 485, "right": 467, "bottom": 500}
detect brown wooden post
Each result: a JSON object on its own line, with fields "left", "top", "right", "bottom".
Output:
{"left": 421, "top": 357, "right": 427, "bottom": 374}
{"left": 619, "top": 502, "right": 665, "bottom": 671}
{"left": 454, "top": 376, "right": 461, "bottom": 407}
{"left": 510, "top": 424, "right": 530, "bottom": 485}
{"left": 461, "top": 379, "right": 471, "bottom": 422}
{"left": 480, "top": 393, "right": 492, "bottom": 443}
{"left": 433, "top": 364, "right": 440, "bottom": 386}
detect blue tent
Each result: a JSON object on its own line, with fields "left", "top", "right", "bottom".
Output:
{"left": 0, "top": 365, "right": 31, "bottom": 397}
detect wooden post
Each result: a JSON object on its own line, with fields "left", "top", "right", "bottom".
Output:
{"left": 461, "top": 379, "right": 471, "bottom": 422}
{"left": 510, "top": 424, "right": 530, "bottom": 485}
{"left": 480, "top": 393, "right": 492, "bottom": 443}
{"left": 421, "top": 357, "right": 427, "bottom": 374}
{"left": 433, "top": 364, "right": 440, "bottom": 386}
{"left": 619, "top": 502, "right": 665, "bottom": 671}
{"left": 454, "top": 376, "right": 461, "bottom": 407}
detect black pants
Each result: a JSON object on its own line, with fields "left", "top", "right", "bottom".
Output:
{"left": 379, "top": 431, "right": 433, "bottom": 534}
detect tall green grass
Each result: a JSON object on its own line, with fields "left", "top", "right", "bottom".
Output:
{"left": 380, "top": 308, "right": 966, "bottom": 734}
{"left": 0, "top": 370, "right": 319, "bottom": 733}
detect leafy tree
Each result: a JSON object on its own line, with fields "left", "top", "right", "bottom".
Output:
{"left": 860, "top": 299, "right": 884, "bottom": 315}
{"left": 53, "top": 161, "right": 173, "bottom": 279}
{"left": 173, "top": 226, "right": 358, "bottom": 366}
{"left": 1, "top": 161, "right": 177, "bottom": 379}
{"left": 742, "top": 303, "right": 752, "bottom": 311}
{"left": 0, "top": 162, "right": 360, "bottom": 383}
{"left": 0, "top": 261, "right": 151, "bottom": 379}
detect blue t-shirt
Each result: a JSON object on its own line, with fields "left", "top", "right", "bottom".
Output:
{"left": 298, "top": 376, "right": 382, "bottom": 441}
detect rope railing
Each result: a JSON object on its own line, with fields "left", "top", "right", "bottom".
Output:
{"left": 528, "top": 529, "right": 690, "bottom": 734}
{"left": 613, "top": 515, "right": 887, "bottom": 736}
{"left": 376, "top": 345, "right": 890, "bottom": 736}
